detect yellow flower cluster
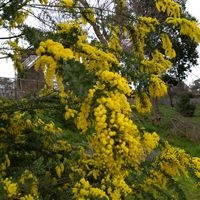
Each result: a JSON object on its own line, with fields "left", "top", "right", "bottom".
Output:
{"left": 57, "top": 21, "right": 81, "bottom": 34}
{"left": 119, "top": 0, "right": 126, "bottom": 8}
{"left": 108, "top": 27, "right": 122, "bottom": 53}
{"left": 156, "top": 0, "right": 180, "bottom": 18}
{"left": 141, "top": 50, "right": 172, "bottom": 74}
{"left": 57, "top": 21, "right": 119, "bottom": 73}
{"left": 0, "top": 18, "right": 3, "bottom": 26}
{"left": 144, "top": 170, "right": 168, "bottom": 190}
{"left": 132, "top": 17, "right": 159, "bottom": 57}
{"left": 9, "top": 11, "right": 28, "bottom": 27}
{"left": 44, "top": 121, "right": 62, "bottom": 133}
{"left": 35, "top": 55, "right": 57, "bottom": 87}
{"left": 134, "top": 92, "right": 152, "bottom": 114}
{"left": 53, "top": 140, "right": 72, "bottom": 152}
{"left": 1, "top": 178, "right": 18, "bottom": 198}
{"left": 76, "top": 100, "right": 91, "bottom": 133}
{"left": 20, "top": 194, "right": 35, "bottom": 200}
{"left": 161, "top": 33, "right": 176, "bottom": 59}
{"left": 8, "top": 40, "right": 24, "bottom": 71}
{"left": 65, "top": 107, "right": 77, "bottom": 120}
{"left": 55, "top": 163, "right": 65, "bottom": 178}
{"left": 142, "top": 132, "right": 160, "bottom": 154}
{"left": 149, "top": 75, "right": 167, "bottom": 98}
{"left": 81, "top": 8, "right": 96, "bottom": 24}
{"left": 62, "top": 0, "right": 74, "bottom": 7}
{"left": 19, "top": 194, "right": 35, "bottom": 200}
{"left": 73, "top": 178, "right": 107, "bottom": 199}
{"left": 138, "top": 17, "right": 160, "bottom": 32}
{"left": 36, "top": 39, "right": 74, "bottom": 89}
{"left": 0, "top": 154, "right": 10, "bottom": 176}
{"left": 88, "top": 91, "right": 143, "bottom": 168}
{"left": 97, "top": 70, "right": 132, "bottom": 95}
{"left": 192, "top": 157, "right": 200, "bottom": 186}
{"left": 76, "top": 89, "right": 95, "bottom": 133}
{"left": 158, "top": 142, "right": 190, "bottom": 176}
{"left": 19, "top": 170, "right": 39, "bottom": 198}
{"left": 166, "top": 17, "right": 200, "bottom": 43}
{"left": 77, "top": 42, "right": 119, "bottom": 71}
{"left": 36, "top": 39, "right": 74, "bottom": 61}
{"left": 39, "top": 0, "right": 48, "bottom": 4}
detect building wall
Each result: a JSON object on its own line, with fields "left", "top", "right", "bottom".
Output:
{"left": 18, "top": 67, "right": 45, "bottom": 93}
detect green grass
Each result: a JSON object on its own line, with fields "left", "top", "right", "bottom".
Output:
{"left": 135, "top": 104, "right": 200, "bottom": 157}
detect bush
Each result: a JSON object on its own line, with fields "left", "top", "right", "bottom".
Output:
{"left": 176, "top": 92, "right": 196, "bottom": 117}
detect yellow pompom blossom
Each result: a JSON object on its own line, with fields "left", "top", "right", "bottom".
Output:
{"left": 76, "top": 88, "right": 96, "bottom": 133}
{"left": 57, "top": 21, "right": 119, "bottom": 71}
{"left": 132, "top": 17, "right": 159, "bottom": 57}
{"left": 55, "top": 163, "right": 65, "bottom": 178}
{"left": 77, "top": 40, "right": 119, "bottom": 71}
{"left": 134, "top": 92, "right": 152, "bottom": 114}
{"left": 119, "top": 0, "right": 126, "bottom": 8}
{"left": 57, "top": 21, "right": 81, "bottom": 34}
{"left": 72, "top": 68, "right": 161, "bottom": 199}
{"left": 8, "top": 41, "right": 24, "bottom": 71}
{"left": 73, "top": 178, "right": 108, "bottom": 199}
{"left": 156, "top": 0, "right": 180, "bottom": 18}
{"left": 44, "top": 121, "right": 62, "bottom": 133}
{"left": 81, "top": 8, "right": 96, "bottom": 24}
{"left": 19, "top": 194, "right": 35, "bottom": 200}
{"left": 9, "top": 10, "right": 29, "bottom": 28}
{"left": 35, "top": 55, "right": 57, "bottom": 87}
{"left": 142, "top": 132, "right": 160, "bottom": 154}
{"left": 36, "top": 39, "right": 74, "bottom": 61}
{"left": 138, "top": 17, "right": 160, "bottom": 32}
{"left": 0, "top": 155, "right": 10, "bottom": 176}
{"left": 53, "top": 140, "right": 72, "bottom": 152}
{"left": 62, "top": 0, "right": 74, "bottom": 7}
{"left": 141, "top": 50, "right": 172, "bottom": 74}
{"left": 0, "top": 18, "right": 3, "bottom": 26}
{"left": 144, "top": 170, "right": 168, "bottom": 191}
{"left": 108, "top": 27, "right": 122, "bottom": 52}
{"left": 192, "top": 157, "right": 200, "bottom": 186}
{"left": 36, "top": 39, "right": 74, "bottom": 91}
{"left": 39, "top": 0, "right": 48, "bottom": 4}
{"left": 65, "top": 106, "right": 77, "bottom": 120}
{"left": 149, "top": 75, "right": 167, "bottom": 98}
{"left": 97, "top": 71, "right": 132, "bottom": 95}
{"left": 166, "top": 17, "right": 200, "bottom": 43}
{"left": 1, "top": 178, "right": 18, "bottom": 198}
{"left": 158, "top": 142, "right": 190, "bottom": 177}
{"left": 161, "top": 33, "right": 176, "bottom": 59}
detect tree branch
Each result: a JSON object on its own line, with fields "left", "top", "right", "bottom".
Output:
{"left": 0, "top": 33, "right": 24, "bottom": 40}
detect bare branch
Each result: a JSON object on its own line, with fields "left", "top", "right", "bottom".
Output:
{"left": 0, "top": 34, "right": 24, "bottom": 40}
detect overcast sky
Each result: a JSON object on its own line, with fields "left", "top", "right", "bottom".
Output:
{"left": 0, "top": 0, "right": 200, "bottom": 84}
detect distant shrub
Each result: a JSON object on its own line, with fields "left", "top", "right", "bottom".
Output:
{"left": 176, "top": 92, "right": 196, "bottom": 117}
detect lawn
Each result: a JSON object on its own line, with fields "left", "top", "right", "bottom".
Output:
{"left": 134, "top": 104, "right": 200, "bottom": 157}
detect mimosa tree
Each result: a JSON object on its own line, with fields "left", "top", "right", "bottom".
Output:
{"left": 0, "top": 0, "right": 200, "bottom": 199}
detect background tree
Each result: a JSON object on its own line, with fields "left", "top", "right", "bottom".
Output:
{"left": 190, "top": 78, "right": 200, "bottom": 95}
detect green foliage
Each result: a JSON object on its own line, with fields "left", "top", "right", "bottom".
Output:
{"left": 176, "top": 92, "right": 196, "bottom": 117}
{"left": 60, "top": 60, "right": 96, "bottom": 98}
{"left": 0, "top": 98, "right": 75, "bottom": 199}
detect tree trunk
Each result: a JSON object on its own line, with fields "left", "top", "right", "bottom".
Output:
{"left": 168, "top": 85, "right": 174, "bottom": 107}
{"left": 152, "top": 97, "right": 161, "bottom": 126}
